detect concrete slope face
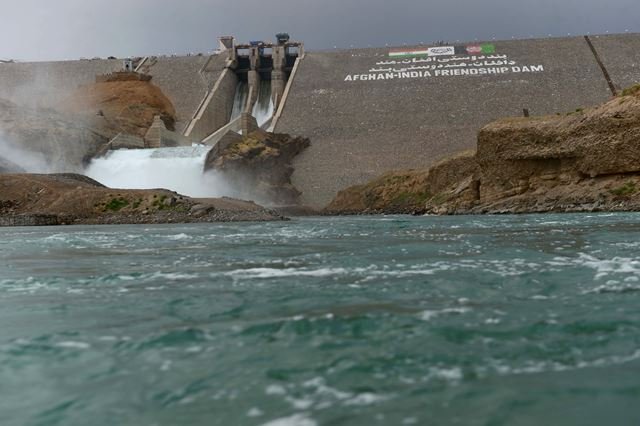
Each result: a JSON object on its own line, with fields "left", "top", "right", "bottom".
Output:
{"left": 145, "top": 55, "right": 226, "bottom": 133}
{"left": 276, "top": 35, "right": 639, "bottom": 208}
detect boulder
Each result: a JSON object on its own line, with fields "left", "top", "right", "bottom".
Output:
{"left": 204, "top": 130, "right": 310, "bottom": 206}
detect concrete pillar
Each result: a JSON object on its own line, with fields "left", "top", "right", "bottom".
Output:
{"left": 241, "top": 112, "right": 259, "bottom": 135}
{"left": 144, "top": 115, "right": 167, "bottom": 148}
{"left": 249, "top": 46, "right": 261, "bottom": 70}
{"left": 244, "top": 46, "right": 262, "bottom": 114}
{"left": 245, "top": 70, "right": 261, "bottom": 114}
{"left": 271, "top": 45, "right": 287, "bottom": 109}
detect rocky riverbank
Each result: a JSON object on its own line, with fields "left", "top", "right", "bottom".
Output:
{"left": 327, "top": 85, "right": 640, "bottom": 215}
{"left": 0, "top": 174, "right": 284, "bottom": 226}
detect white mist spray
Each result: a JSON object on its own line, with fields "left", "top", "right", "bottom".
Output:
{"left": 252, "top": 80, "right": 274, "bottom": 127}
{"left": 85, "top": 146, "right": 232, "bottom": 198}
{"left": 0, "top": 132, "right": 51, "bottom": 172}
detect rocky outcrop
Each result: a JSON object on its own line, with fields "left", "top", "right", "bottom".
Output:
{"left": 327, "top": 85, "right": 640, "bottom": 215}
{"left": 0, "top": 98, "right": 111, "bottom": 172}
{"left": 325, "top": 151, "right": 477, "bottom": 214}
{"left": 0, "top": 173, "right": 284, "bottom": 226}
{"left": 203, "top": 130, "right": 310, "bottom": 206}
{"left": 0, "top": 76, "right": 179, "bottom": 172}
{"left": 59, "top": 78, "right": 177, "bottom": 139}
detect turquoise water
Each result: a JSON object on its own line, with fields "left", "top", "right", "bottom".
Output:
{"left": 1, "top": 215, "right": 639, "bottom": 425}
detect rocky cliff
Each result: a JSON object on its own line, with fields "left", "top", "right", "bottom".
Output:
{"left": 327, "top": 85, "right": 640, "bottom": 215}
{"left": 60, "top": 76, "right": 177, "bottom": 139}
{"left": 204, "top": 130, "right": 310, "bottom": 206}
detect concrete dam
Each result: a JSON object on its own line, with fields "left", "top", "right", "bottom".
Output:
{"left": 1, "top": 33, "right": 639, "bottom": 207}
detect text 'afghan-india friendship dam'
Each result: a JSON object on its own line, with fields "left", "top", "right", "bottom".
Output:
{"left": 1, "top": 33, "right": 639, "bottom": 207}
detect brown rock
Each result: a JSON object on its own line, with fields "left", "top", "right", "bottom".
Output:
{"left": 59, "top": 79, "right": 177, "bottom": 139}
{"left": 0, "top": 173, "right": 284, "bottom": 226}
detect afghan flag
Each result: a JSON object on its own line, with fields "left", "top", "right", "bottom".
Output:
{"left": 389, "top": 48, "right": 429, "bottom": 58}
{"left": 480, "top": 43, "right": 496, "bottom": 54}
{"left": 457, "top": 43, "right": 497, "bottom": 55}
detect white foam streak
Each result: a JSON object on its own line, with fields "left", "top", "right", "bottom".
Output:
{"left": 260, "top": 414, "right": 317, "bottom": 426}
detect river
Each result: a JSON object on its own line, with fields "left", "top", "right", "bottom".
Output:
{"left": 1, "top": 215, "right": 639, "bottom": 425}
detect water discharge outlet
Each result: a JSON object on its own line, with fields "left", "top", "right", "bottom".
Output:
{"left": 85, "top": 146, "right": 228, "bottom": 198}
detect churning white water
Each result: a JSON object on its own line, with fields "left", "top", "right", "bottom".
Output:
{"left": 252, "top": 80, "right": 274, "bottom": 127}
{"left": 85, "top": 81, "right": 274, "bottom": 197}
{"left": 230, "top": 80, "right": 274, "bottom": 127}
{"left": 85, "top": 146, "right": 228, "bottom": 198}
{"left": 230, "top": 82, "right": 249, "bottom": 122}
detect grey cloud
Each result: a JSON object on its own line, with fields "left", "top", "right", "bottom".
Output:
{"left": 1, "top": 0, "right": 639, "bottom": 61}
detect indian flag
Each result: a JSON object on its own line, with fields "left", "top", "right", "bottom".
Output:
{"left": 389, "top": 49, "right": 429, "bottom": 58}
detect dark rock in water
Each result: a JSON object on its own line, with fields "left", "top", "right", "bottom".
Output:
{"left": 0, "top": 156, "right": 25, "bottom": 173}
{"left": 0, "top": 98, "right": 111, "bottom": 172}
{"left": 204, "top": 130, "right": 310, "bottom": 206}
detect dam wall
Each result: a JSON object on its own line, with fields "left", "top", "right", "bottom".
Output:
{"left": 590, "top": 34, "right": 640, "bottom": 92}
{"left": 184, "top": 68, "right": 238, "bottom": 141}
{"left": 141, "top": 55, "right": 226, "bottom": 133}
{"left": 275, "top": 34, "right": 640, "bottom": 207}
{"left": 1, "top": 34, "right": 639, "bottom": 208}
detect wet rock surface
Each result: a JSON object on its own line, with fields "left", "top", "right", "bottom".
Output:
{"left": 204, "top": 130, "right": 310, "bottom": 206}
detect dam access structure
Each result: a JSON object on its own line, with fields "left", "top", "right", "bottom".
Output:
{"left": 0, "top": 33, "right": 639, "bottom": 207}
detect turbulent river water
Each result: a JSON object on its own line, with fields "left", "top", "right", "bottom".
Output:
{"left": 1, "top": 214, "right": 639, "bottom": 425}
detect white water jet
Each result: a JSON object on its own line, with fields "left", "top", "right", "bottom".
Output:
{"left": 85, "top": 146, "right": 230, "bottom": 198}
{"left": 252, "top": 80, "right": 274, "bottom": 127}
{"left": 230, "top": 80, "right": 274, "bottom": 127}
{"left": 230, "top": 82, "right": 248, "bottom": 121}
{"left": 0, "top": 132, "right": 51, "bottom": 173}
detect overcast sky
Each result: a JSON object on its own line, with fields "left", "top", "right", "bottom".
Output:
{"left": 1, "top": 0, "right": 639, "bottom": 61}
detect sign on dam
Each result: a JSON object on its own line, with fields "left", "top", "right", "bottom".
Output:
{"left": 344, "top": 43, "right": 545, "bottom": 82}
{"left": 275, "top": 34, "right": 640, "bottom": 207}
